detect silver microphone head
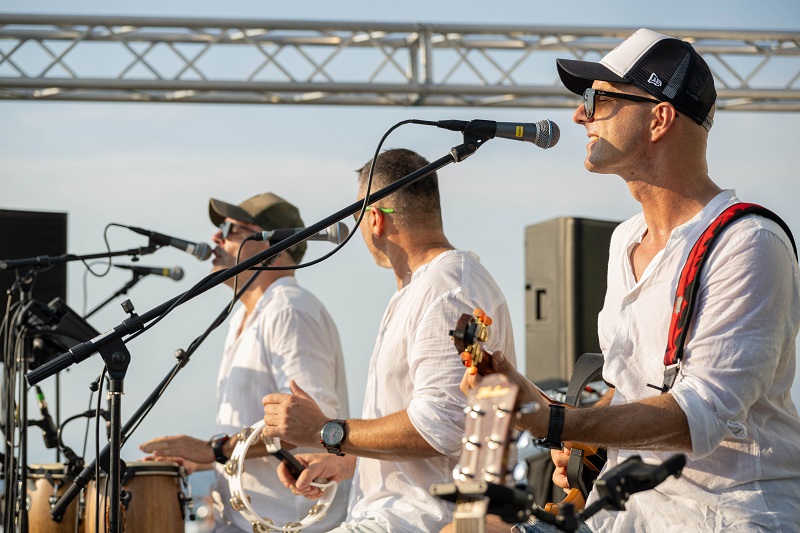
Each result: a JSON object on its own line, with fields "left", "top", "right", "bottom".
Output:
{"left": 192, "top": 242, "right": 213, "bottom": 261}
{"left": 535, "top": 120, "right": 560, "bottom": 149}
{"left": 328, "top": 222, "right": 350, "bottom": 244}
{"left": 169, "top": 267, "right": 185, "bottom": 281}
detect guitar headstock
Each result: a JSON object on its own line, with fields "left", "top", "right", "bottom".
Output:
{"left": 450, "top": 308, "right": 493, "bottom": 375}
{"left": 455, "top": 373, "right": 520, "bottom": 490}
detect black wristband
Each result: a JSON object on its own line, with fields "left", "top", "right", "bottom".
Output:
{"left": 538, "top": 404, "right": 565, "bottom": 450}
{"left": 209, "top": 434, "right": 231, "bottom": 465}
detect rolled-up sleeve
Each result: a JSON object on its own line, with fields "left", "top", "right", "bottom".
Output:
{"left": 405, "top": 295, "right": 473, "bottom": 457}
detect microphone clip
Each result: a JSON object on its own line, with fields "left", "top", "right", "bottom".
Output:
{"left": 452, "top": 126, "right": 493, "bottom": 162}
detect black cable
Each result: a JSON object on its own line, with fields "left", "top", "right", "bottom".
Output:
{"left": 95, "top": 368, "right": 106, "bottom": 533}
{"left": 252, "top": 118, "right": 417, "bottom": 272}
{"left": 123, "top": 270, "right": 261, "bottom": 441}
{"left": 127, "top": 118, "right": 417, "bottom": 342}
{"left": 80, "top": 223, "right": 128, "bottom": 278}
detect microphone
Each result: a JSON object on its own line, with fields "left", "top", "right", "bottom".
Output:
{"left": 34, "top": 385, "right": 59, "bottom": 449}
{"left": 250, "top": 221, "right": 350, "bottom": 245}
{"left": 113, "top": 264, "right": 185, "bottom": 281}
{"left": 126, "top": 226, "right": 213, "bottom": 260}
{"left": 434, "top": 119, "right": 560, "bottom": 149}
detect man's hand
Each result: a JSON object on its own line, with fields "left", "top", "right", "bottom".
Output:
{"left": 551, "top": 445, "right": 572, "bottom": 492}
{"left": 459, "top": 349, "right": 516, "bottom": 395}
{"left": 139, "top": 435, "right": 215, "bottom": 465}
{"left": 276, "top": 453, "right": 356, "bottom": 499}
{"left": 141, "top": 455, "right": 210, "bottom": 475}
{"left": 262, "top": 380, "right": 328, "bottom": 448}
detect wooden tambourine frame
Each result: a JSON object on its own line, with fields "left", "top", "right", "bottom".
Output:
{"left": 224, "top": 420, "right": 338, "bottom": 532}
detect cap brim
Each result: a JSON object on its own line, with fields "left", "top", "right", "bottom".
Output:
{"left": 208, "top": 198, "right": 258, "bottom": 227}
{"left": 556, "top": 58, "right": 628, "bottom": 95}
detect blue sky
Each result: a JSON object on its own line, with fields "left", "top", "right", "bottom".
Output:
{"left": 2, "top": 0, "right": 799, "bottom": 471}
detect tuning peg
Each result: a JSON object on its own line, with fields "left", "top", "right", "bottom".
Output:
{"left": 464, "top": 405, "right": 485, "bottom": 419}
{"left": 493, "top": 404, "right": 513, "bottom": 418}
{"left": 463, "top": 435, "right": 482, "bottom": 451}
{"left": 486, "top": 434, "right": 504, "bottom": 450}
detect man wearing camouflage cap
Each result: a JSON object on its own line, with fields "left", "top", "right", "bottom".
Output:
{"left": 141, "top": 192, "right": 350, "bottom": 532}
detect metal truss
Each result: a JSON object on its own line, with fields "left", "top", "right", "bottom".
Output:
{"left": 1, "top": 14, "right": 799, "bottom": 111}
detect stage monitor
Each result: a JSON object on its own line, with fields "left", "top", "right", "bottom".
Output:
{"left": 0, "top": 209, "right": 68, "bottom": 353}
{"left": 524, "top": 217, "right": 619, "bottom": 388}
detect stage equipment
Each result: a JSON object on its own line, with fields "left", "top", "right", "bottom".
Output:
{"left": 28, "top": 118, "right": 551, "bottom": 532}
{"left": 524, "top": 217, "right": 619, "bottom": 388}
{"left": 124, "top": 226, "right": 212, "bottom": 261}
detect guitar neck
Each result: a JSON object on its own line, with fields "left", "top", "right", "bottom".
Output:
{"left": 453, "top": 496, "right": 489, "bottom": 533}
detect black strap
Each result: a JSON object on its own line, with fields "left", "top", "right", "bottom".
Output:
{"left": 538, "top": 404, "right": 565, "bottom": 449}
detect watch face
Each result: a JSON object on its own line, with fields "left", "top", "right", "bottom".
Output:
{"left": 321, "top": 421, "right": 345, "bottom": 445}
{"left": 210, "top": 433, "right": 228, "bottom": 444}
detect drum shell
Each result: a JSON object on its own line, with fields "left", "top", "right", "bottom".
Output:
{"left": 84, "top": 461, "right": 186, "bottom": 533}
{"left": 27, "top": 463, "right": 84, "bottom": 533}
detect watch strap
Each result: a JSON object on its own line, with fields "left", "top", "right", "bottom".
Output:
{"left": 210, "top": 434, "right": 231, "bottom": 464}
{"left": 538, "top": 404, "right": 565, "bottom": 450}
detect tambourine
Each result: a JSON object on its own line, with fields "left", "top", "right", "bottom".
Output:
{"left": 224, "top": 419, "right": 338, "bottom": 532}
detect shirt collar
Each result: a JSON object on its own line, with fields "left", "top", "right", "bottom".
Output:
{"left": 254, "top": 276, "right": 297, "bottom": 311}
{"left": 230, "top": 275, "right": 297, "bottom": 325}
{"left": 670, "top": 189, "right": 737, "bottom": 240}
{"left": 409, "top": 249, "right": 475, "bottom": 283}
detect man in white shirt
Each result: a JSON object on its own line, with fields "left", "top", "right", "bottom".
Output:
{"left": 140, "top": 192, "right": 350, "bottom": 532}
{"left": 261, "top": 149, "right": 517, "bottom": 533}
{"left": 469, "top": 28, "right": 800, "bottom": 533}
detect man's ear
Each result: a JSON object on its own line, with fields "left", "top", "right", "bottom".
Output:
{"left": 651, "top": 102, "right": 678, "bottom": 142}
{"left": 369, "top": 208, "right": 385, "bottom": 237}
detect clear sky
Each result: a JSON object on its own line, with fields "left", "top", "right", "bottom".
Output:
{"left": 2, "top": 0, "right": 799, "bottom": 473}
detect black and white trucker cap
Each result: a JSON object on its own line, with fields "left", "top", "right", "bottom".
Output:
{"left": 556, "top": 28, "right": 716, "bottom": 131}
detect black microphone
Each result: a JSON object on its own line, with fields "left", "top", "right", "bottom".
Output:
{"left": 113, "top": 264, "right": 185, "bottom": 281}
{"left": 126, "top": 226, "right": 213, "bottom": 261}
{"left": 434, "top": 119, "right": 560, "bottom": 149}
{"left": 250, "top": 221, "right": 350, "bottom": 245}
{"left": 34, "top": 385, "right": 59, "bottom": 449}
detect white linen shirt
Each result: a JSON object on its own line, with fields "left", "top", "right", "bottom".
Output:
{"left": 212, "top": 276, "right": 350, "bottom": 533}
{"left": 344, "top": 250, "right": 516, "bottom": 533}
{"left": 586, "top": 190, "right": 800, "bottom": 532}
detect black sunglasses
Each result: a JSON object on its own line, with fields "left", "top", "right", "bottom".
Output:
{"left": 582, "top": 88, "right": 662, "bottom": 119}
{"left": 218, "top": 220, "right": 251, "bottom": 240}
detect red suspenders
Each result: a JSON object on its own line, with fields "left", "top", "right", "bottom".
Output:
{"left": 648, "top": 203, "right": 797, "bottom": 393}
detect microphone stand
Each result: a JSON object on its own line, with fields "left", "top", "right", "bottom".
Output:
{"left": 13, "top": 271, "right": 34, "bottom": 533}
{"left": 29, "top": 130, "right": 491, "bottom": 532}
{"left": 47, "top": 269, "right": 264, "bottom": 524}
{"left": 0, "top": 246, "right": 153, "bottom": 532}
{"left": 84, "top": 272, "right": 147, "bottom": 319}
{"left": 530, "top": 454, "right": 687, "bottom": 533}
{"left": 27, "top": 130, "right": 489, "bottom": 384}
{"left": 0, "top": 244, "right": 156, "bottom": 272}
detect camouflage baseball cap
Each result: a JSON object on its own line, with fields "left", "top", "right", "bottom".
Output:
{"left": 208, "top": 192, "right": 306, "bottom": 263}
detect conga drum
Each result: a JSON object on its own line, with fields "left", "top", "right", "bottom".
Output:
{"left": 27, "top": 463, "right": 84, "bottom": 533}
{"left": 84, "top": 461, "right": 189, "bottom": 533}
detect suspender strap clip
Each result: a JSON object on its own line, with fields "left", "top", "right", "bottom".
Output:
{"left": 647, "top": 364, "right": 680, "bottom": 394}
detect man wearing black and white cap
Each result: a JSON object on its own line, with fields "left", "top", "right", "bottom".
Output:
{"left": 466, "top": 29, "right": 800, "bottom": 531}
{"left": 141, "top": 193, "right": 350, "bottom": 532}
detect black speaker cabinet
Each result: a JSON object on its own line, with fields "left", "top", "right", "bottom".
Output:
{"left": 0, "top": 208, "right": 68, "bottom": 318}
{"left": 524, "top": 217, "right": 619, "bottom": 388}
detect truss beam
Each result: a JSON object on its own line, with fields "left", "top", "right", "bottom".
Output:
{"left": 1, "top": 14, "right": 798, "bottom": 110}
